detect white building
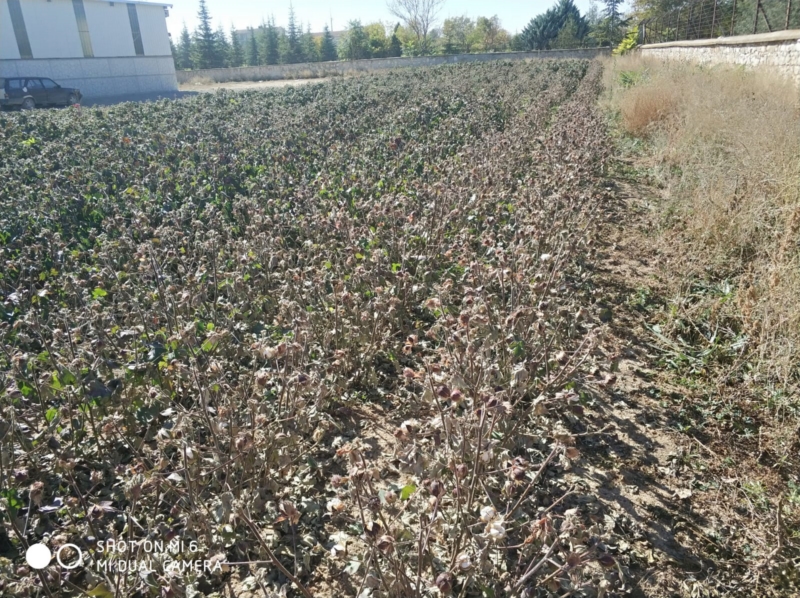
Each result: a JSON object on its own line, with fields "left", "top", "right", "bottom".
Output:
{"left": 0, "top": 0, "right": 177, "bottom": 99}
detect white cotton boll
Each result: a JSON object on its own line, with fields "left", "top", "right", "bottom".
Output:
{"left": 480, "top": 505, "right": 497, "bottom": 522}
{"left": 486, "top": 519, "right": 506, "bottom": 541}
{"left": 455, "top": 553, "right": 472, "bottom": 570}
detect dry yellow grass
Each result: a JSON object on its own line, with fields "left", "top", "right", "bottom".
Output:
{"left": 605, "top": 55, "right": 800, "bottom": 382}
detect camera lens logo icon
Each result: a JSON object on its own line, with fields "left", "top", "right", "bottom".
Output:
{"left": 26, "top": 543, "right": 83, "bottom": 570}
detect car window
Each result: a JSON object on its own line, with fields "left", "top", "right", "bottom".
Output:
{"left": 26, "top": 79, "right": 43, "bottom": 89}
{"left": 41, "top": 79, "right": 58, "bottom": 89}
{"left": 7, "top": 79, "right": 23, "bottom": 90}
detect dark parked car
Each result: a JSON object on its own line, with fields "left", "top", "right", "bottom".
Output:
{"left": 1, "top": 77, "right": 82, "bottom": 110}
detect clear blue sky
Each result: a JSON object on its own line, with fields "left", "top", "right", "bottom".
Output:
{"left": 164, "top": 0, "right": 628, "bottom": 37}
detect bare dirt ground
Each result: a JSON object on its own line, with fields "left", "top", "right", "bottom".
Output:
{"left": 179, "top": 78, "right": 329, "bottom": 93}
{"left": 578, "top": 166, "right": 799, "bottom": 596}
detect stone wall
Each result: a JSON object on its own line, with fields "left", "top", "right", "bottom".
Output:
{"left": 0, "top": 55, "right": 178, "bottom": 99}
{"left": 176, "top": 48, "right": 611, "bottom": 85}
{"left": 640, "top": 30, "right": 800, "bottom": 84}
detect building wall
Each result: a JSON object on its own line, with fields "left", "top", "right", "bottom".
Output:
{"left": 177, "top": 47, "right": 611, "bottom": 85}
{"left": 22, "top": 0, "right": 84, "bottom": 59}
{"left": 0, "top": 1, "right": 20, "bottom": 60}
{"left": 0, "top": 56, "right": 177, "bottom": 98}
{"left": 0, "top": 0, "right": 177, "bottom": 98}
{"left": 137, "top": 4, "right": 172, "bottom": 56}
{"left": 84, "top": 1, "right": 137, "bottom": 57}
{"left": 640, "top": 31, "right": 800, "bottom": 85}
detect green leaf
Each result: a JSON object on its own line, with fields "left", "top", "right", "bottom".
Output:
{"left": 86, "top": 583, "right": 115, "bottom": 598}
{"left": 46, "top": 407, "right": 58, "bottom": 422}
{"left": 92, "top": 287, "right": 108, "bottom": 299}
{"left": 1, "top": 488, "right": 22, "bottom": 518}
{"left": 400, "top": 484, "right": 416, "bottom": 501}
{"left": 60, "top": 369, "right": 77, "bottom": 386}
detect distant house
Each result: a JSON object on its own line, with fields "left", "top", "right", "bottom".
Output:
{"left": 0, "top": 0, "right": 177, "bottom": 98}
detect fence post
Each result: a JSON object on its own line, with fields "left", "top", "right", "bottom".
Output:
{"left": 686, "top": 3, "right": 694, "bottom": 39}
{"left": 731, "top": 0, "right": 737, "bottom": 35}
{"left": 753, "top": 0, "right": 760, "bottom": 33}
{"left": 788, "top": 0, "right": 793, "bottom": 29}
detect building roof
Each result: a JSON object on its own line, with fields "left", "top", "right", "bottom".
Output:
{"left": 95, "top": 0, "right": 173, "bottom": 7}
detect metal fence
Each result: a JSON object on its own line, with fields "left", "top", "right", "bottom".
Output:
{"left": 638, "top": 0, "right": 799, "bottom": 44}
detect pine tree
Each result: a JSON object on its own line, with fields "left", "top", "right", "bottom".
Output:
{"left": 177, "top": 24, "right": 193, "bottom": 69}
{"left": 283, "top": 4, "right": 302, "bottom": 63}
{"left": 246, "top": 27, "right": 259, "bottom": 65}
{"left": 320, "top": 25, "right": 338, "bottom": 61}
{"left": 170, "top": 37, "right": 178, "bottom": 62}
{"left": 301, "top": 24, "right": 318, "bottom": 62}
{"left": 261, "top": 17, "right": 280, "bottom": 65}
{"left": 602, "top": 0, "right": 625, "bottom": 45}
{"left": 521, "top": 0, "right": 589, "bottom": 50}
{"left": 339, "top": 20, "right": 370, "bottom": 60}
{"left": 214, "top": 25, "right": 230, "bottom": 67}
{"left": 388, "top": 24, "right": 403, "bottom": 57}
{"left": 603, "top": 0, "right": 622, "bottom": 31}
{"left": 192, "top": 0, "right": 216, "bottom": 69}
{"left": 229, "top": 25, "right": 244, "bottom": 67}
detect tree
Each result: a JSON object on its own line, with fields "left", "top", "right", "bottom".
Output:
{"left": 246, "top": 27, "right": 259, "bottom": 65}
{"left": 442, "top": 16, "right": 475, "bottom": 54}
{"left": 176, "top": 23, "right": 193, "bottom": 69}
{"left": 601, "top": 0, "right": 626, "bottom": 45}
{"left": 339, "top": 20, "right": 371, "bottom": 60}
{"left": 388, "top": 25, "right": 403, "bottom": 56}
{"left": 521, "top": 0, "right": 589, "bottom": 50}
{"left": 476, "top": 16, "right": 503, "bottom": 51}
{"left": 214, "top": 25, "right": 230, "bottom": 67}
{"left": 365, "top": 22, "right": 389, "bottom": 58}
{"left": 170, "top": 37, "right": 177, "bottom": 62}
{"left": 301, "top": 24, "right": 319, "bottom": 62}
{"left": 260, "top": 17, "right": 280, "bottom": 65}
{"left": 510, "top": 33, "right": 527, "bottom": 51}
{"left": 552, "top": 15, "right": 582, "bottom": 48}
{"left": 387, "top": 0, "right": 445, "bottom": 55}
{"left": 229, "top": 25, "right": 244, "bottom": 67}
{"left": 320, "top": 25, "right": 338, "bottom": 61}
{"left": 192, "top": 0, "right": 216, "bottom": 69}
{"left": 282, "top": 4, "right": 302, "bottom": 63}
